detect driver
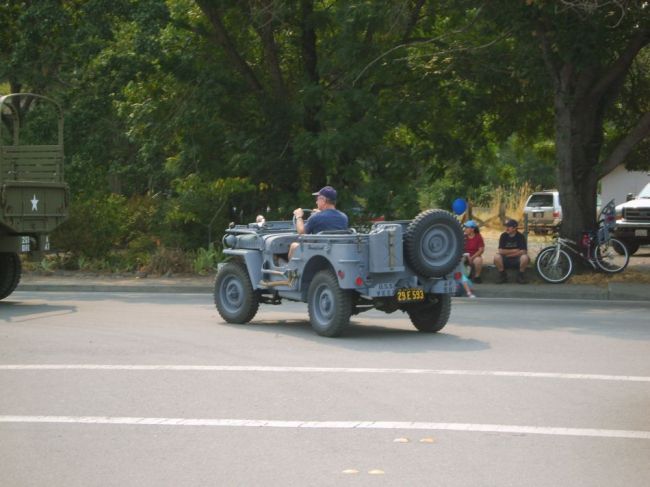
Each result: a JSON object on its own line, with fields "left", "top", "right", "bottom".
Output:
{"left": 287, "top": 186, "right": 348, "bottom": 261}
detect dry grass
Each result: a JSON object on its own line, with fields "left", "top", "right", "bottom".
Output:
{"left": 470, "top": 182, "right": 534, "bottom": 230}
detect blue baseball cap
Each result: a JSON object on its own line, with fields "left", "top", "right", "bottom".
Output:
{"left": 505, "top": 219, "right": 518, "bottom": 227}
{"left": 312, "top": 186, "right": 337, "bottom": 201}
{"left": 464, "top": 220, "right": 478, "bottom": 229}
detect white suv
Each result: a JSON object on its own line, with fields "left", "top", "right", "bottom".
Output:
{"left": 523, "top": 190, "right": 562, "bottom": 234}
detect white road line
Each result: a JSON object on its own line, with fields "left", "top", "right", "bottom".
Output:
{"left": 1, "top": 415, "right": 649, "bottom": 440}
{"left": 0, "top": 364, "right": 649, "bottom": 382}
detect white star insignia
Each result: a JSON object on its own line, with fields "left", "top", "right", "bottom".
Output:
{"left": 31, "top": 194, "right": 39, "bottom": 211}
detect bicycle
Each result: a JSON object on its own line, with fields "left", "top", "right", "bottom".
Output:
{"left": 535, "top": 199, "right": 629, "bottom": 283}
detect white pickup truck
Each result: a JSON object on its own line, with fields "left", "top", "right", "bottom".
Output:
{"left": 614, "top": 182, "right": 650, "bottom": 254}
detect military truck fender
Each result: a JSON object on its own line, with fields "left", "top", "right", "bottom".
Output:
{"left": 0, "top": 252, "right": 21, "bottom": 300}
{"left": 0, "top": 236, "right": 21, "bottom": 253}
{"left": 404, "top": 210, "right": 464, "bottom": 278}
{"left": 299, "top": 255, "right": 334, "bottom": 301}
{"left": 222, "top": 249, "right": 263, "bottom": 287}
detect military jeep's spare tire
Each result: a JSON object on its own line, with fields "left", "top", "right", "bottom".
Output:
{"left": 404, "top": 209, "right": 464, "bottom": 278}
{"left": 0, "top": 252, "right": 21, "bottom": 300}
{"left": 214, "top": 261, "right": 259, "bottom": 324}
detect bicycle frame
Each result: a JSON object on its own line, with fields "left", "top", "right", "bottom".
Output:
{"left": 551, "top": 237, "right": 598, "bottom": 270}
{"left": 536, "top": 198, "right": 629, "bottom": 283}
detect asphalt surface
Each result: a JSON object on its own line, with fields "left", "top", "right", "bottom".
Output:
{"left": 1, "top": 293, "right": 649, "bottom": 486}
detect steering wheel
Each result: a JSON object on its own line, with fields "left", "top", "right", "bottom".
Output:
{"left": 292, "top": 208, "right": 313, "bottom": 230}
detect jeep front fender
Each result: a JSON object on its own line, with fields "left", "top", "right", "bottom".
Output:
{"left": 222, "top": 249, "right": 263, "bottom": 286}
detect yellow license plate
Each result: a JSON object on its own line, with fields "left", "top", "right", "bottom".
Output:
{"left": 396, "top": 288, "right": 425, "bottom": 302}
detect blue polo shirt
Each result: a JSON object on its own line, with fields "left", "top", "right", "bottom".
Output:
{"left": 304, "top": 209, "right": 348, "bottom": 234}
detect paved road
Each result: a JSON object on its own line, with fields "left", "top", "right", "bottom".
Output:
{"left": 1, "top": 292, "right": 649, "bottom": 486}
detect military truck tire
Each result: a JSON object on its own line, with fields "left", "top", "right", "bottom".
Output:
{"left": 307, "top": 269, "right": 353, "bottom": 337}
{"left": 407, "top": 294, "right": 451, "bottom": 333}
{"left": 404, "top": 210, "right": 464, "bottom": 278}
{"left": 214, "top": 262, "right": 259, "bottom": 324}
{"left": 0, "top": 252, "right": 22, "bottom": 300}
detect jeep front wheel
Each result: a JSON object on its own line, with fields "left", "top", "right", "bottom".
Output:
{"left": 0, "top": 252, "right": 21, "bottom": 300}
{"left": 214, "top": 262, "right": 259, "bottom": 324}
{"left": 407, "top": 294, "right": 451, "bottom": 333}
{"left": 307, "top": 269, "right": 353, "bottom": 337}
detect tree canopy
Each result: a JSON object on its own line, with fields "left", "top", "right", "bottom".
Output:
{"left": 1, "top": 0, "right": 648, "bottom": 254}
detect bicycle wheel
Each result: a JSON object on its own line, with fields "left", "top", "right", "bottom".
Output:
{"left": 593, "top": 238, "right": 629, "bottom": 273}
{"left": 535, "top": 246, "right": 573, "bottom": 283}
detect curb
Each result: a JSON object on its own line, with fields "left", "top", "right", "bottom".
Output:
{"left": 471, "top": 283, "right": 609, "bottom": 301}
{"left": 16, "top": 283, "right": 211, "bottom": 294}
{"left": 15, "top": 280, "right": 649, "bottom": 302}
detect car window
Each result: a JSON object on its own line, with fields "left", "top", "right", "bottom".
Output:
{"left": 526, "top": 194, "right": 554, "bottom": 207}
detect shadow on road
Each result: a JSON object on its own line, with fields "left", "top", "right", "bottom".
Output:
{"left": 224, "top": 318, "right": 490, "bottom": 353}
{"left": 0, "top": 300, "right": 77, "bottom": 323}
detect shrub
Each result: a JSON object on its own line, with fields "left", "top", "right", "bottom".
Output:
{"left": 51, "top": 194, "right": 129, "bottom": 258}
{"left": 145, "top": 247, "right": 192, "bottom": 275}
{"left": 192, "top": 247, "right": 219, "bottom": 275}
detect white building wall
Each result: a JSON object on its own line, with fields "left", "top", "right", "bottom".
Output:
{"left": 600, "top": 166, "right": 650, "bottom": 205}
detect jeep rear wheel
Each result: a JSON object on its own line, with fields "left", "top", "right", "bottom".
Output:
{"left": 0, "top": 252, "right": 21, "bottom": 300}
{"left": 307, "top": 269, "right": 353, "bottom": 337}
{"left": 214, "top": 262, "right": 259, "bottom": 324}
{"left": 407, "top": 294, "right": 451, "bottom": 333}
{"left": 404, "top": 210, "right": 464, "bottom": 278}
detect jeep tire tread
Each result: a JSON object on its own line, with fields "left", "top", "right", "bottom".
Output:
{"left": 307, "top": 269, "right": 353, "bottom": 337}
{"left": 407, "top": 294, "right": 451, "bottom": 333}
{"left": 214, "top": 261, "right": 259, "bottom": 324}
{"left": 0, "top": 252, "right": 21, "bottom": 300}
{"left": 404, "top": 210, "right": 464, "bottom": 278}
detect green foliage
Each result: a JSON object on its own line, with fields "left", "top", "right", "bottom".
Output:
{"left": 164, "top": 175, "right": 257, "bottom": 248}
{"left": 192, "top": 246, "right": 219, "bottom": 275}
{"left": 4, "top": 0, "right": 648, "bottom": 267}
{"left": 51, "top": 194, "right": 129, "bottom": 259}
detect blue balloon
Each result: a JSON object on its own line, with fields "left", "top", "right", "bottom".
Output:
{"left": 452, "top": 198, "right": 467, "bottom": 215}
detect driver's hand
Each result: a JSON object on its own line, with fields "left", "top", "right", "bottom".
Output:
{"left": 293, "top": 208, "right": 304, "bottom": 218}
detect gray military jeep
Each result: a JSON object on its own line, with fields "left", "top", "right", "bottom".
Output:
{"left": 214, "top": 209, "right": 464, "bottom": 337}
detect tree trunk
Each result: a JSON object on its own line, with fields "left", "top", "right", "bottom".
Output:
{"left": 538, "top": 20, "right": 650, "bottom": 243}
{"left": 555, "top": 94, "right": 600, "bottom": 242}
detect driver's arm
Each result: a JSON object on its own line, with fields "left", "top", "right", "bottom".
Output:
{"left": 294, "top": 208, "right": 306, "bottom": 234}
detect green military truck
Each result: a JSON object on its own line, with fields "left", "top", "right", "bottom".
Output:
{"left": 0, "top": 93, "right": 68, "bottom": 300}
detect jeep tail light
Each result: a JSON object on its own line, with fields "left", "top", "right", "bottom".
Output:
{"left": 355, "top": 276, "right": 364, "bottom": 286}
{"left": 337, "top": 270, "right": 345, "bottom": 279}
{"left": 553, "top": 210, "right": 560, "bottom": 218}
{"left": 454, "top": 272, "right": 462, "bottom": 280}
